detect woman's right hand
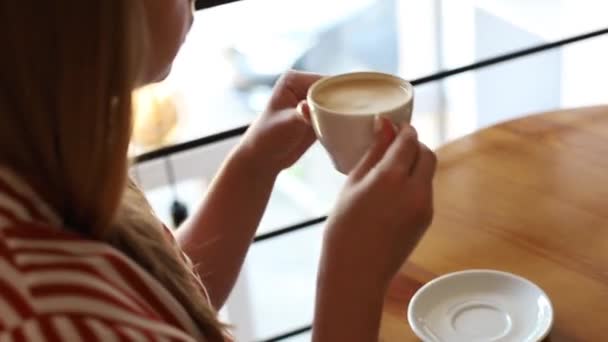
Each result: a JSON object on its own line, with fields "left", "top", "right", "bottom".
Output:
{"left": 322, "top": 117, "right": 437, "bottom": 289}
{"left": 312, "top": 118, "right": 436, "bottom": 342}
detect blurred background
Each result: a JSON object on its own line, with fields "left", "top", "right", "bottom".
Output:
{"left": 131, "top": 0, "right": 608, "bottom": 340}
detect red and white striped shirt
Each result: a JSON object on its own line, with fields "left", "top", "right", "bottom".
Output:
{"left": 0, "top": 168, "right": 208, "bottom": 341}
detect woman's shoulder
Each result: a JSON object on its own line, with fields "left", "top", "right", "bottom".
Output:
{"left": 0, "top": 169, "right": 202, "bottom": 340}
{"left": 0, "top": 223, "right": 197, "bottom": 341}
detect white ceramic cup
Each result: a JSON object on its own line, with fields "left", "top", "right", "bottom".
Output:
{"left": 307, "top": 72, "right": 414, "bottom": 174}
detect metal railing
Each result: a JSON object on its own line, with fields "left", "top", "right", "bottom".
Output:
{"left": 195, "top": 0, "right": 239, "bottom": 10}
{"left": 146, "top": 1, "right": 608, "bottom": 340}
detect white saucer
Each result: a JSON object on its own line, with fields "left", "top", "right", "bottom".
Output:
{"left": 407, "top": 270, "right": 553, "bottom": 342}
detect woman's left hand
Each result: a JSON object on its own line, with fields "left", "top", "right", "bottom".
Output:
{"left": 237, "top": 70, "right": 323, "bottom": 176}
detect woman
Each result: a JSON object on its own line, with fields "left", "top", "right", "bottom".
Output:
{"left": 0, "top": 1, "right": 436, "bottom": 341}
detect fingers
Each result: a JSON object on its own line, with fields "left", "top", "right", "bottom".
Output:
{"left": 376, "top": 124, "right": 419, "bottom": 176}
{"left": 279, "top": 70, "right": 324, "bottom": 99}
{"left": 283, "top": 107, "right": 317, "bottom": 142}
{"left": 350, "top": 117, "right": 397, "bottom": 180}
{"left": 283, "top": 108, "right": 317, "bottom": 158}
{"left": 269, "top": 70, "right": 324, "bottom": 111}
{"left": 411, "top": 143, "right": 437, "bottom": 182}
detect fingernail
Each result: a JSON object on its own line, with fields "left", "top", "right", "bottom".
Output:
{"left": 296, "top": 102, "right": 305, "bottom": 117}
{"left": 373, "top": 115, "right": 383, "bottom": 135}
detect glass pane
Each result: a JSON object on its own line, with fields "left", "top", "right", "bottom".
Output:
{"left": 131, "top": 0, "right": 608, "bottom": 153}
{"left": 441, "top": 33, "right": 608, "bottom": 142}
{"left": 132, "top": 139, "right": 332, "bottom": 232}
{"left": 228, "top": 224, "right": 323, "bottom": 341}
{"left": 136, "top": 32, "right": 608, "bottom": 231}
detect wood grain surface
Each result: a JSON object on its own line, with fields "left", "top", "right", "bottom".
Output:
{"left": 381, "top": 106, "right": 608, "bottom": 341}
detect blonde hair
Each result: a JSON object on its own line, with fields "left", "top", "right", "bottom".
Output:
{"left": 0, "top": 1, "right": 225, "bottom": 340}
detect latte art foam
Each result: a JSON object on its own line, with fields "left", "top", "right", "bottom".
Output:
{"left": 315, "top": 79, "right": 408, "bottom": 115}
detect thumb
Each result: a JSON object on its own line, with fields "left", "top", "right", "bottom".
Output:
{"left": 296, "top": 100, "right": 312, "bottom": 125}
{"left": 350, "top": 117, "right": 397, "bottom": 180}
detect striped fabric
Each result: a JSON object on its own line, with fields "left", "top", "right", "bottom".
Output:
{"left": 0, "top": 169, "right": 207, "bottom": 341}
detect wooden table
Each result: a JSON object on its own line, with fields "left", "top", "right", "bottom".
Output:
{"left": 380, "top": 106, "right": 608, "bottom": 341}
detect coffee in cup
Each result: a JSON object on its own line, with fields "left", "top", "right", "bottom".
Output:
{"left": 307, "top": 72, "right": 414, "bottom": 174}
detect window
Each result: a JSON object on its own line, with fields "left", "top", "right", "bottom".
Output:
{"left": 133, "top": 1, "right": 608, "bottom": 340}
